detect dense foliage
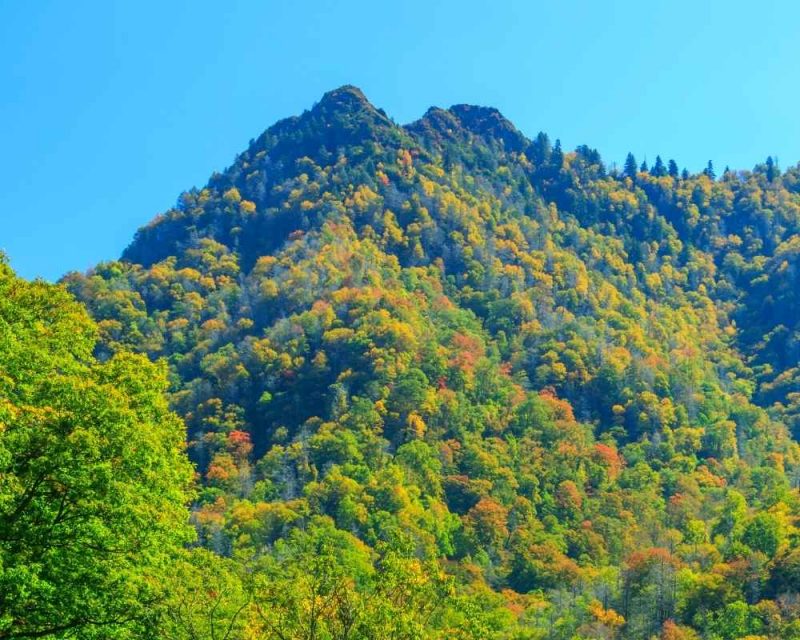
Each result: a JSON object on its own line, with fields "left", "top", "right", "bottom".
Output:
{"left": 41, "top": 85, "right": 800, "bottom": 638}
{"left": 0, "top": 258, "right": 194, "bottom": 638}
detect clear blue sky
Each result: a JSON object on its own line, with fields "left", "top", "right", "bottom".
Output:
{"left": 2, "top": 0, "right": 799, "bottom": 281}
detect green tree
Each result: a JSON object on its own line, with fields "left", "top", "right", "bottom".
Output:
{"left": 741, "top": 512, "right": 783, "bottom": 558}
{"left": 707, "top": 601, "right": 763, "bottom": 640}
{"left": 652, "top": 155, "right": 667, "bottom": 177}
{"left": 160, "top": 550, "right": 250, "bottom": 640}
{"left": 551, "top": 138, "right": 564, "bottom": 169}
{"left": 0, "top": 258, "right": 194, "bottom": 639}
{"left": 624, "top": 152, "right": 638, "bottom": 178}
{"left": 766, "top": 155, "right": 778, "bottom": 182}
{"left": 668, "top": 159, "right": 679, "bottom": 178}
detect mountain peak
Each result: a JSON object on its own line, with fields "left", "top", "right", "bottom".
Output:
{"left": 232, "top": 84, "right": 397, "bottom": 185}
{"left": 312, "top": 84, "right": 387, "bottom": 120}
{"left": 449, "top": 104, "right": 515, "bottom": 133}
{"left": 406, "top": 103, "right": 527, "bottom": 152}
{"left": 318, "top": 84, "right": 371, "bottom": 107}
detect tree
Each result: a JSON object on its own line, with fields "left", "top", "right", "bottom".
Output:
{"left": 668, "top": 159, "right": 679, "bottom": 178}
{"left": 161, "top": 550, "right": 250, "bottom": 640}
{"left": 0, "top": 258, "right": 194, "bottom": 639}
{"left": 250, "top": 518, "right": 452, "bottom": 639}
{"left": 766, "top": 156, "right": 778, "bottom": 182}
{"left": 530, "top": 131, "right": 552, "bottom": 165}
{"left": 640, "top": 159, "right": 649, "bottom": 173}
{"left": 660, "top": 620, "right": 700, "bottom": 640}
{"left": 621, "top": 548, "right": 679, "bottom": 637}
{"left": 624, "top": 153, "right": 638, "bottom": 178}
{"left": 652, "top": 156, "right": 667, "bottom": 177}
{"left": 704, "top": 160, "right": 716, "bottom": 180}
{"left": 707, "top": 601, "right": 763, "bottom": 640}
{"left": 551, "top": 138, "right": 564, "bottom": 170}
{"left": 741, "top": 512, "right": 783, "bottom": 558}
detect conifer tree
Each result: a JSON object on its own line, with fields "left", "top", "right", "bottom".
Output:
{"left": 551, "top": 138, "right": 564, "bottom": 169}
{"left": 624, "top": 152, "right": 638, "bottom": 178}
{"left": 766, "top": 156, "right": 778, "bottom": 182}
{"left": 668, "top": 159, "right": 679, "bottom": 178}
{"left": 530, "top": 131, "right": 552, "bottom": 165}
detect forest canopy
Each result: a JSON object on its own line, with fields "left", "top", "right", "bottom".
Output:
{"left": 4, "top": 85, "right": 800, "bottom": 638}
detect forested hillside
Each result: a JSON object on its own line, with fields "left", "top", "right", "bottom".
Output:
{"left": 25, "top": 85, "right": 800, "bottom": 638}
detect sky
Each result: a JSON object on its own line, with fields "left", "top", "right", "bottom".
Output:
{"left": 1, "top": 1, "right": 799, "bottom": 281}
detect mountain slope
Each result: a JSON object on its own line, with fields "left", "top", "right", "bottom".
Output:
{"left": 65, "top": 86, "right": 800, "bottom": 638}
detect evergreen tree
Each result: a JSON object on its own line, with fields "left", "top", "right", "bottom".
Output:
{"left": 668, "top": 159, "right": 679, "bottom": 178}
{"left": 624, "top": 152, "right": 638, "bottom": 178}
{"left": 530, "top": 131, "right": 552, "bottom": 165}
{"left": 640, "top": 159, "right": 649, "bottom": 173}
{"left": 652, "top": 155, "right": 667, "bottom": 177}
{"left": 766, "top": 156, "right": 778, "bottom": 182}
{"left": 551, "top": 138, "right": 564, "bottom": 169}
{"left": 704, "top": 160, "right": 716, "bottom": 180}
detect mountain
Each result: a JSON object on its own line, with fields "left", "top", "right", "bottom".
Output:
{"left": 62, "top": 86, "right": 800, "bottom": 638}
